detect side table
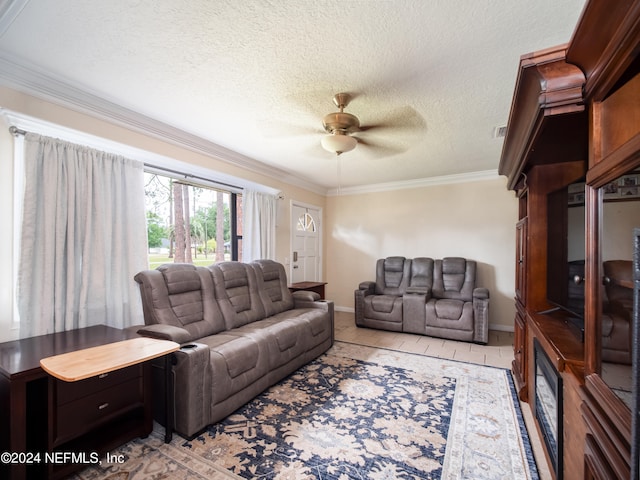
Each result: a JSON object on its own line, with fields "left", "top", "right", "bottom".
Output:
{"left": 0, "top": 325, "right": 177, "bottom": 480}
{"left": 288, "top": 281, "right": 328, "bottom": 299}
{"left": 41, "top": 336, "right": 179, "bottom": 436}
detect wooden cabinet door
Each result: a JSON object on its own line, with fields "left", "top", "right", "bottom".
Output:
{"left": 515, "top": 217, "right": 528, "bottom": 305}
{"left": 513, "top": 305, "right": 527, "bottom": 401}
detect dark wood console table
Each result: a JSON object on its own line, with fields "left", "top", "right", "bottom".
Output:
{"left": 0, "top": 325, "right": 177, "bottom": 480}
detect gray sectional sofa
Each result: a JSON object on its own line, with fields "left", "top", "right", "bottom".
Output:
{"left": 355, "top": 256, "right": 489, "bottom": 344}
{"left": 134, "top": 259, "right": 334, "bottom": 438}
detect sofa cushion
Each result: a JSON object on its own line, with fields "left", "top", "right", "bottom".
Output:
{"left": 375, "top": 257, "right": 411, "bottom": 295}
{"left": 198, "top": 332, "right": 269, "bottom": 402}
{"left": 442, "top": 258, "right": 466, "bottom": 291}
{"left": 210, "top": 262, "right": 266, "bottom": 329}
{"left": 268, "top": 308, "right": 331, "bottom": 341}
{"left": 161, "top": 264, "right": 205, "bottom": 325}
{"left": 162, "top": 264, "right": 203, "bottom": 295}
{"left": 134, "top": 264, "right": 226, "bottom": 342}
{"left": 432, "top": 258, "right": 476, "bottom": 301}
{"left": 409, "top": 257, "right": 434, "bottom": 294}
{"left": 363, "top": 295, "right": 403, "bottom": 324}
{"left": 219, "top": 336, "right": 259, "bottom": 378}
{"left": 426, "top": 298, "right": 473, "bottom": 331}
{"left": 434, "top": 299, "right": 464, "bottom": 320}
{"left": 252, "top": 260, "right": 295, "bottom": 316}
{"left": 371, "top": 295, "right": 398, "bottom": 314}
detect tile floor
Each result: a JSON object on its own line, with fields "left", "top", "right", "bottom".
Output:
{"left": 333, "top": 310, "right": 553, "bottom": 479}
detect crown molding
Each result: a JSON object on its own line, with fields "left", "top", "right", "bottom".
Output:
{"left": 0, "top": 52, "right": 328, "bottom": 196}
{"left": 326, "top": 170, "right": 500, "bottom": 196}
{"left": 0, "top": 53, "right": 499, "bottom": 199}
{"left": 2, "top": 108, "right": 287, "bottom": 196}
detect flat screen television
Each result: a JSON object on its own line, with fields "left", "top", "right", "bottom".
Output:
{"left": 545, "top": 180, "right": 585, "bottom": 338}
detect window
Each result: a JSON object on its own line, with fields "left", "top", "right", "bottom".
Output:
{"left": 297, "top": 212, "right": 317, "bottom": 232}
{"left": 144, "top": 172, "right": 243, "bottom": 267}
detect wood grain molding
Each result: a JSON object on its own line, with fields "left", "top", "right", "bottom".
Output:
{"left": 499, "top": 45, "right": 586, "bottom": 191}
{"left": 567, "top": 0, "right": 640, "bottom": 102}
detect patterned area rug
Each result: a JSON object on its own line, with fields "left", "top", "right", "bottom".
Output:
{"left": 72, "top": 341, "right": 538, "bottom": 480}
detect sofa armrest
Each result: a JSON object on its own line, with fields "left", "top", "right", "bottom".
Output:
{"left": 406, "top": 286, "right": 431, "bottom": 296}
{"left": 293, "top": 293, "right": 333, "bottom": 312}
{"left": 402, "top": 293, "right": 428, "bottom": 334}
{"left": 172, "top": 343, "right": 212, "bottom": 437}
{"left": 473, "top": 287, "right": 489, "bottom": 300}
{"left": 358, "top": 281, "right": 376, "bottom": 295}
{"left": 354, "top": 282, "right": 375, "bottom": 327}
{"left": 472, "top": 289, "right": 490, "bottom": 344}
{"left": 292, "top": 290, "right": 321, "bottom": 303}
{"left": 137, "top": 324, "right": 193, "bottom": 344}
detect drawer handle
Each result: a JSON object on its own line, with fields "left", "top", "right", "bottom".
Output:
{"left": 99, "top": 373, "right": 109, "bottom": 379}
{"left": 98, "top": 402, "right": 110, "bottom": 410}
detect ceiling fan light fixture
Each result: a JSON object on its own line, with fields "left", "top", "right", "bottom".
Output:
{"left": 321, "top": 132, "right": 357, "bottom": 155}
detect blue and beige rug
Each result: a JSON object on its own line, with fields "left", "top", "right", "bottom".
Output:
{"left": 73, "top": 341, "right": 538, "bottom": 480}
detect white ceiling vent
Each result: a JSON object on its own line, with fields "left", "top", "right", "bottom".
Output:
{"left": 493, "top": 125, "right": 508, "bottom": 138}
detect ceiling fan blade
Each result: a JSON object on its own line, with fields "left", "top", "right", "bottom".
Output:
{"left": 259, "top": 118, "right": 322, "bottom": 139}
{"left": 359, "top": 106, "right": 426, "bottom": 133}
{"left": 356, "top": 137, "right": 408, "bottom": 157}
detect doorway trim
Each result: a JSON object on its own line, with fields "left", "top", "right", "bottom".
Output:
{"left": 290, "top": 200, "right": 323, "bottom": 282}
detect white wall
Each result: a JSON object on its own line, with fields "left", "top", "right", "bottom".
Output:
{"left": 325, "top": 176, "right": 519, "bottom": 330}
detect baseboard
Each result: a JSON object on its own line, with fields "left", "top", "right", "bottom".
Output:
{"left": 333, "top": 305, "right": 514, "bottom": 333}
{"left": 489, "top": 323, "right": 515, "bottom": 333}
{"left": 335, "top": 306, "right": 355, "bottom": 313}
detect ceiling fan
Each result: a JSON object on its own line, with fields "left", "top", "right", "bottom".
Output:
{"left": 320, "top": 93, "right": 360, "bottom": 155}
{"left": 318, "top": 92, "right": 426, "bottom": 157}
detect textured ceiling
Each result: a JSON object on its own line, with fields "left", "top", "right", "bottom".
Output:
{"left": 0, "top": 0, "right": 586, "bottom": 192}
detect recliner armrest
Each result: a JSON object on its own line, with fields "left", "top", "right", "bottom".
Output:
{"left": 406, "top": 286, "right": 431, "bottom": 296}
{"left": 137, "top": 324, "right": 193, "bottom": 344}
{"left": 172, "top": 343, "right": 212, "bottom": 437}
{"left": 472, "top": 288, "right": 490, "bottom": 344}
{"left": 293, "top": 293, "right": 334, "bottom": 312}
{"left": 473, "top": 287, "right": 489, "bottom": 300}
{"left": 292, "top": 291, "right": 330, "bottom": 310}
{"left": 358, "top": 281, "right": 376, "bottom": 295}
{"left": 292, "top": 290, "right": 321, "bottom": 302}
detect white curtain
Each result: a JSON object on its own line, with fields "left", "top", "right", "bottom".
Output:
{"left": 242, "top": 190, "right": 277, "bottom": 262}
{"left": 17, "top": 133, "right": 148, "bottom": 338}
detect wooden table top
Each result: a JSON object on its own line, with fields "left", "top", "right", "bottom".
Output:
{"left": 288, "top": 281, "right": 327, "bottom": 288}
{"left": 0, "top": 325, "right": 137, "bottom": 379}
{"left": 40, "top": 337, "right": 180, "bottom": 382}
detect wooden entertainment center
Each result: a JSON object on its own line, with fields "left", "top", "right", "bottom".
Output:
{"left": 499, "top": 1, "right": 640, "bottom": 479}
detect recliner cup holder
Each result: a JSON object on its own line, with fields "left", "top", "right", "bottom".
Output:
{"left": 181, "top": 344, "right": 197, "bottom": 350}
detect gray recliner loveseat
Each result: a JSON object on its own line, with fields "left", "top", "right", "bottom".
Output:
{"left": 134, "top": 259, "right": 334, "bottom": 438}
{"left": 355, "top": 256, "right": 489, "bottom": 344}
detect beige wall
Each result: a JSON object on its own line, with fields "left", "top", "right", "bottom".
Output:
{"left": 325, "top": 177, "right": 518, "bottom": 330}
{"left": 0, "top": 87, "right": 325, "bottom": 342}
{"left": 0, "top": 86, "right": 518, "bottom": 340}
{"left": 0, "top": 117, "right": 16, "bottom": 341}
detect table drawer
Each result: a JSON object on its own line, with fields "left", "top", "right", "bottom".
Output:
{"left": 56, "top": 364, "right": 142, "bottom": 405}
{"left": 55, "top": 377, "right": 144, "bottom": 442}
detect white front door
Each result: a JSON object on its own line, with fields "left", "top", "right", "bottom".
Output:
{"left": 291, "top": 203, "right": 322, "bottom": 283}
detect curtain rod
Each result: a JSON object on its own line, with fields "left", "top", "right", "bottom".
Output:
{"left": 143, "top": 163, "right": 243, "bottom": 192}
{"left": 9, "top": 126, "right": 26, "bottom": 136}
